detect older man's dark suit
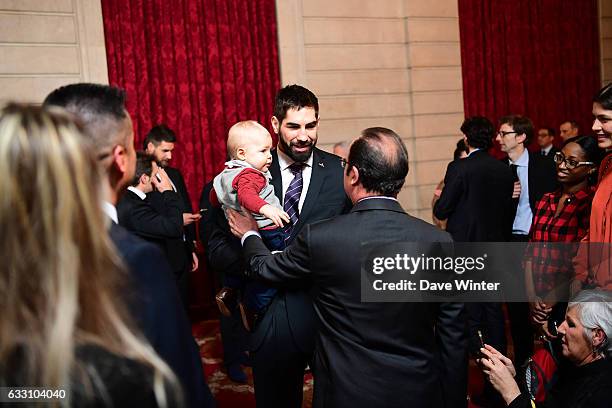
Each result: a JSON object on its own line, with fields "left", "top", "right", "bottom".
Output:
{"left": 207, "top": 147, "right": 349, "bottom": 407}
{"left": 243, "top": 198, "right": 467, "bottom": 408}
{"left": 433, "top": 150, "right": 514, "bottom": 242}
{"left": 108, "top": 222, "right": 214, "bottom": 408}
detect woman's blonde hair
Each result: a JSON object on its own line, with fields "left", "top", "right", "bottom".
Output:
{"left": 0, "top": 104, "right": 179, "bottom": 406}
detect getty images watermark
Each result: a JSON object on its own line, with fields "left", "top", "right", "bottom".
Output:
{"left": 360, "top": 242, "right": 612, "bottom": 302}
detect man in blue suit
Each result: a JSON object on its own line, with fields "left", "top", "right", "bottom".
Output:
{"left": 44, "top": 83, "right": 214, "bottom": 408}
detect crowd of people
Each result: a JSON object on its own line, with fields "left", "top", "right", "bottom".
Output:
{"left": 0, "top": 81, "right": 610, "bottom": 408}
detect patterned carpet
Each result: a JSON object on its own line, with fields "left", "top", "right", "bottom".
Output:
{"left": 192, "top": 320, "right": 313, "bottom": 408}
{"left": 193, "top": 319, "right": 489, "bottom": 408}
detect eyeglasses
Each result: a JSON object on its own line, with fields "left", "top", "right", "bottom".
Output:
{"left": 553, "top": 152, "right": 594, "bottom": 170}
{"left": 497, "top": 130, "right": 518, "bottom": 137}
{"left": 340, "top": 158, "right": 348, "bottom": 169}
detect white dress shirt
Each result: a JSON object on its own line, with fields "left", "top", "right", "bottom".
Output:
{"left": 509, "top": 149, "right": 533, "bottom": 235}
{"left": 276, "top": 148, "right": 313, "bottom": 213}
{"left": 541, "top": 145, "right": 553, "bottom": 156}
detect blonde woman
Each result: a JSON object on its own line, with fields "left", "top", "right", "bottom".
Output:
{"left": 0, "top": 104, "right": 181, "bottom": 407}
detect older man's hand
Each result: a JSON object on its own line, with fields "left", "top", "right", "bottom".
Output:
{"left": 227, "top": 208, "right": 258, "bottom": 239}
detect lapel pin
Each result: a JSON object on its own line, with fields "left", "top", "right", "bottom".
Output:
{"left": 318, "top": 162, "right": 324, "bottom": 168}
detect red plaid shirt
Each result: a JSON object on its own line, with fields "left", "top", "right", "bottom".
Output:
{"left": 526, "top": 187, "right": 594, "bottom": 295}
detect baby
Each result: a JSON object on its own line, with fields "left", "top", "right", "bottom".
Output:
{"left": 211, "top": 120, "right": 289, "bottom": 331}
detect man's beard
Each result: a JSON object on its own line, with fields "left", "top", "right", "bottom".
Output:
{"left": 278, "top": 135, "right": 315, "bottom": 162}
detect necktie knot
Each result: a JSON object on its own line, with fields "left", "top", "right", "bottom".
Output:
{"left": 289, "top": 162, "right": 305, "bottom": 175}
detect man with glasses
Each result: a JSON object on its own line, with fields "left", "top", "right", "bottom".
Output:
{"left": 495, "top": 115, "right": 557, "bottom": 369}
{"left": 536, "top": 127, "right": 559, "bottom": 157}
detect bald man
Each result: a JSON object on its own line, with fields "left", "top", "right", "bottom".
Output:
{"left": 229, "top": 127, "right": 467, "bottom": 408}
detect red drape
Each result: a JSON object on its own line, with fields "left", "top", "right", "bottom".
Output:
{"left": 458, "top": 0, "right": 600, "bottom": 155}
{"left": 101, "top": 0, "right": 280, "bottom": 209}
{"left": 101, "top": 0, "right": 280, "bottom": 313}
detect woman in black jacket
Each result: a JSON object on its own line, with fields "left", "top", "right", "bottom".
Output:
{"left": 479, "top": 290, "right": 611, "bottom": 407}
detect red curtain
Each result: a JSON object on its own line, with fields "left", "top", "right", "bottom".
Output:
{"left": 458, "top": 0, "right": 600, "bottom": 154}
{"left": 101, "top": 0, "right": 280, "bottom": 209}
{"left": 101, "top": 0, "right": 280, "bottom": 313}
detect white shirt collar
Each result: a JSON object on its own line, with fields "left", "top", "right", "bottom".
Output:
{"left": 277, "top": 148, "right": 313, "bottom": 171}
{"left": 542, "top": 145, "right": 553, "bottom": 154}
{"left": 102, "top": 201, "right": 118, "bottom": 224}
{"left": 358, "top": 196, "right": 398, "bottom": 203}
{"left": 127, "top": 186, "right": 147, "bottom": 200}
{"left": 467, "top": 148, "right": 481, "bottom": 157}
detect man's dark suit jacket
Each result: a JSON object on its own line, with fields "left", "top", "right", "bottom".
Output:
{"left": 541, "top": 145, "right": 560, "bottom": 158}
{"left": 507, "top": 151, "right": 559, "bottom": 219}
{"left": 117, "top": 189, "right": 183, "bottom": 247}
{"left": 108, "top": 222, "right": 214, "bottom": 408}
{"left": 148, "top": 167, "right": 195, "bottom": 276}
{"left": 243, "top": 198, "right": 467, "bottom": 408}
{"left": 208, "top": 147, "right": 350, "bottom": 352}
{"left": 433, "top": 150, "right": 515, "bottom": 242}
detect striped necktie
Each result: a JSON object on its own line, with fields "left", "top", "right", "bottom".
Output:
{"left": 283, "top": 162, "right": 304, "bottom": 243}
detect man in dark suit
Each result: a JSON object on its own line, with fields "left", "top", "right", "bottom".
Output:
{"left": 199, "top": 180, "right": 250, "bottom": 383}
{"left": 117, "top": 152, "right": 184, "bottom": 245}
{"left": 207, "top": 85, "right": 349, "bottom": 407}
{"left": 43, "top": 83, "right": 215, "bottom": 408}
{"left": 434, "top": 116, "right": 514, "bottom": 406}
{"left": 228, "top": 127, "right": 468, "bottom": 408}
{"left": 536, "top": 127, "right": 559, "bottom": 158}
{"left": 434, "top": 116, "right": 514, "bottom": 242}
{"left": 144, "top": 125, "right": 201, "bottom": 305}
{"left": 496, "top": 115, "right": 558, "bottom": 368}
{"left": 496, "top": 115, "right": 558, "bottom": 239}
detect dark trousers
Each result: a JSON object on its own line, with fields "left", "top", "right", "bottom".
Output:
{"left": 177, "top": 266, "right": 190, "bottom": 312}
{"left": 251, "top": 296, "right": 309, "bottom": 408}
{"left": 508, "top": 233, "right": 534, "bottom": 367}
{"left": 467, "top": 302, "right": 506, "bottom": 404}
{"left": 220, "top": 313, "right": 248, "bottom": 368}
{"left": 466, "top": 302, "right": 506, "bottom": 356}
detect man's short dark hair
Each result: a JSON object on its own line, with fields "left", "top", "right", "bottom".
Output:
{"left": 460, "top": 116, "right": 495, "bottom": 150}
{"left": 453, "top": 138, "right": 468, "bottom": 160}
{"left": 561, "top": 120, "right": 579, "bottom": 131}
{"left": 273, "top": 85, "right": 319, "bottom": 124}
{"left": 543, "top": 127, "right": 556, "bottom": 136}
{"left": 347, "top": 127, "right": 408, "bottom": 197}
{"left": 143, "top": 124, "right": 177, "bottom": 150}
{"left": 43, "top": 83, "right": 128, "bottom": 160}
{"left": 132, "top": 151, "right": 154, "bottom": 186}
{"left": 499, "top": 115, "right": 534, "bottom": 145}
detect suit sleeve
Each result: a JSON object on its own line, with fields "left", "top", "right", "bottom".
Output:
{"left": 434, "top": 161, "right": 463, "bottom": 220}
{"left": 129, "top": 192, "right": 184, "bottom": 238}
{"left": 244, "top": 225, "right": 313, "bottom": 282}
{"left": 120, "top": 236, "right": 215, "bottom": 408}
{"left": 170, "top": 168, "right": 197, "bottom": 243}
{"left": 206, "top": 201, "right": 246, "bottom": 278}
{"left": 435, "top": 301, "right": 468, "bottom": 408}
